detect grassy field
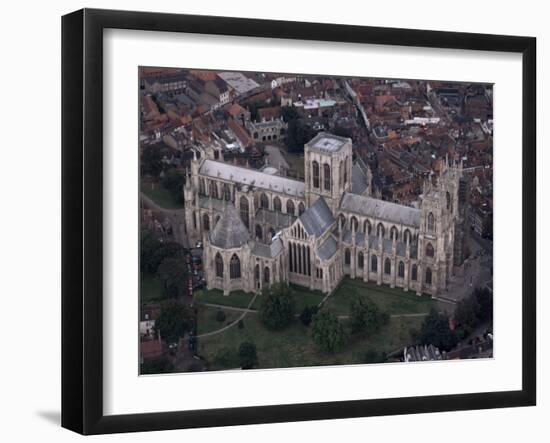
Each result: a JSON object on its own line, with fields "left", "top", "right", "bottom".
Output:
{"left": 141, "top": 179, "right": 184, "bottom": 209}
{"left": 324, "top": 277, "right": 435, "bottom": 316}
{"left": 195, "top": 277, "right": 433, "bottom": 370}
{"left": 280, "top": 149, "right": 305, "bottom": 178}
{"left": 140, "top": 273, "right": 164, "bottom": 304}
{"left": 197, "top": 311, "right": 422, "bottom": 370}
{"left": 194, "top": 289, "right": 256, "bottom": 309}
{"left": 196, "top": 305, "right": 243, "bottom": 335}
{"left": 195, "top": 286, "right": 324, "bottom": 313}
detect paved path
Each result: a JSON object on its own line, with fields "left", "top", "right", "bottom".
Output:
{"left": 140, "top": 192, "right": 189, "bottom": 248}
{"left": 336, "top": 312, "right": 430, "bottom": 320}
{"left": 196, "top": 294, "right": 258, "bottom": 338}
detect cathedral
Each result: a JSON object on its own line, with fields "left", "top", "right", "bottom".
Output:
{"left": 183, "top": 132, "right": 463, "bottom": 297}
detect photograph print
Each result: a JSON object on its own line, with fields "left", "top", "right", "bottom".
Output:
{"left": 139, "top": 67, "right": 494, "bottom": 375}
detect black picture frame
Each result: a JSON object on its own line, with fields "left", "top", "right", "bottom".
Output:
{"left": 62, "top": 8, "right": 537, "bottom": 435}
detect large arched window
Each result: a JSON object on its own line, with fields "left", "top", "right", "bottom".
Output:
{"left": 411, "top": 264, "right": 418, "bottom": 281}
{"left": 425, "top": 267, "right": 432, "bottom": 285}
{"left": 446, "top": 192, "right": 451, "bottom": 211}
{"left": 338, "top": 214, "right": 347, "bottom": 230}
{"left": 240, "top": 196, "right": 249, "bottom": 228}
{"left": 215, "top": 253, "right": 223, "bottom": 278}
{"left": 199, "top": 178, "right": 206, "bottom": 195}
{"left": 255, "top": 264, "right": 260, "bottom": 287}
{"left": 384, "top": 258, "right": 391, "bottom": 275}
{"left": 390, "top": 226, "right": 398, "bottom": 241}
{"left": 203, "top": 214, "right": 210, "bottom": 231}
{"left": 350, "top": 216, "right": 359, "bottom": 232}
{"left": 269, "top": 228, "right": 276, "bottom": 240}
{"left": 229, "top": 254, "right": 241, "bottom": 279}
{"left": 223, "top": 183, "right": 231, "bottom": 201}
{"left": 286, "top": 199, "right": 295, "bottom": 216}
{"left": 425, "top": 242, "right": 435, "bottom": 258}
{"left": 210, "top": 182, "right": 219, "bottom": 199}
{"left": 339, "top": 161, "right": 344, "bottom": 187}
{"left": 358, "top": 252, "right": 364, "bottom": 269}
{"left": 264, "top": 267, "right": 270, "bottom": 284}
{"left": 273, "top": 197, "right": 282, "bottom": 212}
{"left": 427, "top": 212, "right": 435, "bottom": 232}
{"left": 298, "top": 202, "right": 305, "bottom": 216}
{"left": 377, "top": 223, "right": 385, "bottom": 237}
{"left": 371, "top": 255, "right": 378, "bottom": 272}
{"left": 344, "top": 248, "right": 351, "bottom": 265}
{"left": 255, "top": 224, "right": 263, "bottom": 241}
{"left": 404, "top": 229, "right": 411, "bottom": 244}
{"left": 323, "top": 163, "right": 331, "bottom": 191}
{"left": 260, "top": 193, "right": 269, "bottom": 209}
{"left": 344, "top": 157, "right": 349, "bottom": 185}
{"left": 398, "top": 261, "right": 405, "bottom": 278}
{"left": 364, "top": 219, "right": 372, "bottom": 235}
{"left": 312, "top": 161, "right": 320, "bottom": 188}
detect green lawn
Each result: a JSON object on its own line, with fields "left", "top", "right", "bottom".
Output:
{"left": 196, "top": 306, "right": 243, "bottom": 335}
{"left": 140, "top": 273, "right": 164, "bottom": 304}
{"left": 323, "top": 277, "right": 435, "bottom": 316}
{"left": 196, "top": 310, "right": 422, "bottom": 370}
{"left": 141, "top": 179, "right": 184, "bottom": 209}
{"left": 194, "top": 289, "right": 256, "bottom": 309}
{"left": 280, "top": 149, "right": 305, "bottom": 178}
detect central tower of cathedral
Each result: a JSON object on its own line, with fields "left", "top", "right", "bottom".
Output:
{"left": 303, "top": 132, "right": 353, "bottom": 213}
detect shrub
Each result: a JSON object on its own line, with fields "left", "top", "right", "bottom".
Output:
{"left": 238, "top": 342, "right": 258, "bottom": 369}
{"left": 299, "top": 305, "right": 319, "bottom": 326}
{"left": 216, "top": 309, "right": 226, "bottom": 323}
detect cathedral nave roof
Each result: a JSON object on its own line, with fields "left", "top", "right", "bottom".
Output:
{"left": 339, "top": 193, "right": 421, "bottom": 227}
{"left": 199, "top": 159, "right": 305, "bottom": 198}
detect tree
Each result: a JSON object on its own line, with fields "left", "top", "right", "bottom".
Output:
{"left": 140, "top": 230, "right": 183, "bottom": 274}
{"left": 155, "top": 300, "right": 194, "bottom": 344}
{"left": 417, "top": 308, "right": 458, "bottom": 352}
{"left": 474, "top": 287, "right": 493, "bottom": 323}
{"left": 349, "top": 296, "right": 387, "bottom": 335}
{"left": 157, "top": 257, "right": 188, "bottom": 298}
{"left": 141, "top": 145, "right": 164, "bottom": 177}
{"left": 238, "top": 342, "right": 258, "bottom": 369}
{"left": 299, "top": 305, "right": 319, "bottom": 326}
{"left": 259, "top": 283, "right": 295, "bottom": 330}
{"left": 285, "top": 119, "right": 316, "bottom": 153}
{"left": 311, "top": 310, "right": 348, "bottom": 353}
{"left": 140, "top": 229, "right": 163, "bottom": 273}
{"left": 140, "top": 357, "right": 174, "bottom": 374}
{"left": 454, "top": 294, "right": 480, "bottom": 333}
{"left": 216, "top": 309, "right": 226, "bottom": 323}
{"left": 333, "top": 126, "right": 353, "bottom": 139}
{"left": 281, "top": 106, "right": 299, "bottom": 122}
{"left": 161, "top": 168, "right": 185, "bottom": 203}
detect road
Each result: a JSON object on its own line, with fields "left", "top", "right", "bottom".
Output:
{"left": 140, "top": 192, "right": 190, "bottom": 248}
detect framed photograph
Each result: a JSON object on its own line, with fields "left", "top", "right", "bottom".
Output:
{"left": 62, "top": 8, "right": 536, "bottom": 435}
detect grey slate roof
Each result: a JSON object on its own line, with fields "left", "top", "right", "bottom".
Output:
{"left": 199, "top": 159, "right": 305, "bottom": 197}
{"left": 351, "top": 162, "right": 368, "bottom": 195}
{"left": 306, "top": 132, "right": 350, "bottom": 153}
{"left": 251, "top": 237, "right": 284, "bottom": 258}
{"left": 299, "top": 197, "right": 335, "bottom": 237}
{"left": 339, "top": 193, "right": 421, "bottom": 227}
{"left": 209, "top": 204, "right": 250, "bottom": 249}
{"left": 318, "top": 235, "right": 338, "bottom": 261}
